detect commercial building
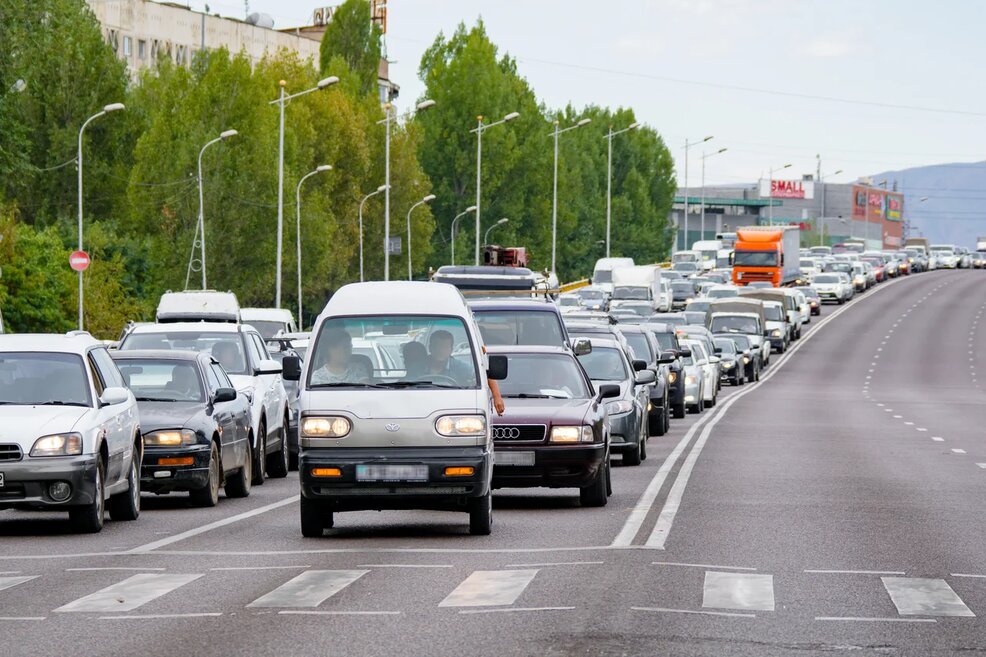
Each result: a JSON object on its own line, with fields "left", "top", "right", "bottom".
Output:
{"left": 85, "top": 0, "right": 398, "bottom": 103}
{"left": 672, "top": 177, "right": 905, "bottom": 251}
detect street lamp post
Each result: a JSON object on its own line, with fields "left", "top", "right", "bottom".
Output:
{"left": 406, "top": 194, "right": 436, "bottom": 281}
{"left": 357, "top": 185, "right": 387, "bottom": 282}
{"left": 700, "top": 147, "right": 727, "bottom": 241}
{"left": 484, "top": 217, "right": 509, "bottom": 245}
{"left": 604, "top": 122, "right": 638, "bottom": 258}
{"left": 766, "top": 163, "right": 792, "bottom": 226}
{"left": 185, "top": 129, "right": 238, "bottom": 292}
{"left": 681, "top": 135, "right": 713, "bottom": 252}
{"left": 550, "top": 117, "right": 591, "bottom": 274}
{"left": 817, "top": 168, "right": 843, "bottom": 246}
{"left": 450, "top": 206, "right": 477, "bottom": 266}
{"left": 378, "top": 99, "right": 435, "bottom": 281}
{"left": 77, "top": 102, "right": 125, "bottom": 330}
{"left": 269, "top": 76, "right": 338, "bottom": 308}
{"left": 470, "top": 111, "right": 520, "bottom": 265}
{"left": 295, "top": 164, "right": 332, "bottom": 325}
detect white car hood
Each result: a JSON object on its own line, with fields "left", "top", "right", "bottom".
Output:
{"left": 301, "top": 388, "right": 485, "bottom": 420}
{"left": 0, "top": 406, "right": 91, "bottom": 448}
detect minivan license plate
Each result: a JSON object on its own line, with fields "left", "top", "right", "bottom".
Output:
{"left": 356, "top": 464, "right": 428, "bottom": 482}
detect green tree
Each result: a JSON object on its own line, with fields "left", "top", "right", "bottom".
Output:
{"left": 318, "top": 0, "right": 383, "bottom": 98}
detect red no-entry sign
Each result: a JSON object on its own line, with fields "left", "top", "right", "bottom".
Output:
{"left": 69, "top": 250, "right": 90, "bottom": 272}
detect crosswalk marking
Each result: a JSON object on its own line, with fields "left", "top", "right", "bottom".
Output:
{"left": 882, "top": 577, "right": 975, "bottom": 617}
{"left": 0, "top": 576, "right": 38, "bottom": 593}
{"left": 439, "top": 570, "right": 539, "bottom": 608}
{"left": 702, "top": 571, "right": 775, "bottom": 612}
{"left": 55, "top": 574, "right": 203, "bottom": 613}
{"left": 247, "top": 570, "right": 368, "bottom": 608}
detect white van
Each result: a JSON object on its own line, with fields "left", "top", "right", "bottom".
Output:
{"left": 591, "top": 257, "right": 635, "bottom": 294}
{"left": 691, "top": 240, "right": 721, "bottom": 272}
{"left": 283, "top": 282, "right": 508, "bottom": 537}
{"left": 156, "top": 290, "right": 239, "bottom": 323}
{"left": 240, "top": 308, "right": 298, "bottom": 339}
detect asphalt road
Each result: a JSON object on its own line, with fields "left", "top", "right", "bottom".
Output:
{"left": 2, "top": 269, "right": 984, "bottom": 656}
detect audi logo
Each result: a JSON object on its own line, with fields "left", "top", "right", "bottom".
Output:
{"left": 492, "top": 427, "right": 521, "bottom": 440}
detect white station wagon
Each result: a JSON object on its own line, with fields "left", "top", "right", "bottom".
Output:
{"left": 0, "top": 332, "right": 142, "bottom": 532}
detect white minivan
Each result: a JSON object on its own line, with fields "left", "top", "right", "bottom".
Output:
{"left": 283, "top": 282, "right": 508, "bottom": 537}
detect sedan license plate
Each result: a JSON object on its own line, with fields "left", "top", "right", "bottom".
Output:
{"left": 495, "top": 451, "right": 535, "bottom": 466}
{"left": 356, "top": 464, "right": 428, "bottom": 483}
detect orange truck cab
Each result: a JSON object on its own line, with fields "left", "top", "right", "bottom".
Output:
{"left": 731, "top": 226, "right": 801, "bottom": 287}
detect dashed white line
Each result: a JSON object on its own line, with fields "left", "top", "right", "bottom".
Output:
{"left": 816, "top": 617, "right": 936, "bottom": 624}
{"left": 951, "top": 449, "right": 967, "bottom": 454}
{"left": 633, "top": 606, "right": 756, "bottom": 619}
{"left": 458, "top": 607, "right": 575, "bottom": 615}
{"left": 804, "top": 569, "right": 906, "bottom": 575}
{"left": 652, "top": 561, "right": 757, "bottom": 572}
{"left": 932, "top": 437, "right": 945, "bottom": 442}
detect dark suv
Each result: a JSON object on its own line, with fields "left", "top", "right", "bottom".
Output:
{"left": 640, "top": 322, "right": 687, "bottom": 419}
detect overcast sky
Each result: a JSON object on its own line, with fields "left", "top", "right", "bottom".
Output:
{"left": 190, "top": 0, "right": 986, "bottom": 190}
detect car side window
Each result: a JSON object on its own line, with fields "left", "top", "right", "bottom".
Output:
{"left": 250, "top": 333, "right": 271, "bottom": 360}
{"left": 211, "top": 363, "right": 234, "bottom": 389}
{"left": 90, "top": 348, "right": 125, "bottom": 389}
{"left": 203, "top": 362, "right": 221, "bottom": 393}
{"left": 243, "top": 333, "right": 263, "bottom": 369}
{"left": 87, "top": 355, "right": 105, "bottom": 397}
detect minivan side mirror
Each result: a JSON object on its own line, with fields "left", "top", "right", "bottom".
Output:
{"left": 213, "top": 387, "right": 237, "bottom": 403}
{"left": 632, "top": 359, "right": 648, "bottom": 372}
{"left": 572, "top": 337, "right": 592, "bottom": 356}
{"left": 281, "top": 355, "right": 302, "bottom": 381}
{"left": 487, "top": 354, "right": 509, "bottom": 381}
{"left": 597, "top": 384, "right": 621, "bottom": 400}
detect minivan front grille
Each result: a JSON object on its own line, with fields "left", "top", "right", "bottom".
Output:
{"left": 0, "top": 444, "right": 23, "bottom": 462}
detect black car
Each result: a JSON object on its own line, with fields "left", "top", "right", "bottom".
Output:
{"left": 715, "top": 333, "right": 760, "bottom": 382}
{"left": 615, "top": 324, "right": 675, "bottom": 436}
{"left": 489, "top": 346, "right": 618, "bottom": 506}
{"left": 112, "top": 350, "right": 253, "bottom": 506}
{"left": 640, "top": 322, "right": 687, "bottom": 419}
{"left": 795, "top": 286, "right": 822, "bottom": 316}
{"left": 713, "top": 337, "right": 745, "bottom": 386}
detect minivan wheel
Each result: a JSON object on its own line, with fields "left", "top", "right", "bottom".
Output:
{"left": 70, "top": 459, "right": 105, "bottom": 533}
{"left": 224, "top": 441, "right": 252, "bottom": 498}
{"left": 469, "top": 492, "right": 493, "bottom": 536}
{"left": 251, "top": 421, "right": 267, "bottom": 486}
{"left": 266, "top": 419, "right": 289, "bottom": 479}
{"left": 580, "top": 465, "right": 608, "bottom": 507}
{"left": 300, "top": 497, "right": 329, "bottom": 537}
{"left": 190, "top": 443, "right": 221, "bottom": 508}
{"left": 108, "top": 452, "right": 141, "bottom": 521}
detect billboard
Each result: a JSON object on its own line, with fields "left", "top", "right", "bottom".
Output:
{"left": 886, "top": 194, "right": 903, "bottom": 222}
{"left": 759, "top": 179, "right": 814, "bottom": 200}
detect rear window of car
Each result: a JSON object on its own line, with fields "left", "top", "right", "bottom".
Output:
{"left": 474, "top": 310, "right": 565, "bottom": 347}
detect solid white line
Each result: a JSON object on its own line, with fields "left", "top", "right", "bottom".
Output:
{"left": 952, "top": 573, "right": 986, "bottom": 579}
{"left": 503, "top": 561, "right": 603, "bottom": 568}
{"left": 632, "top": 606, "right": 755, "bottom": 618}
{"left": 355, "top": 564, "right": 454, "bottom": 569}
{"left": 0, "top": 616, "right": 46, "bottom": 621}
{"left": 458, "top": 606, "right": 575, "bottom": 615}
{"left": 804, "top": 569, "right": 905, "bottom": 575}
{"left": 98, "top": 613, "right": 222, "bottom": 620}
{"left": 126, "top": 496, "right": 299, "bottom": 553}
{"left": 209, "top": 565, "right": 310, "bottom": 571}
{"left": 278, "top": 610, "right": 401, "bottom": 616}
{"left": 653, "top": 561, "right": 757, "bottom": 571}
{"left": 815, "top": 617, "right": 936, "bottom": 623}
{"left": 65, "top": 566, "right": 165, "bottom": 573}
{"left": 0, "top": 571, "right": 22, "bottom": 575}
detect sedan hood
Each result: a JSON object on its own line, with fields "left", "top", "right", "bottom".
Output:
{"left": 135, "top": 401, "right": 204, "bottom": 433}
{"left": 494, "top": 397, "right": 592, "bottom": 426}
{"left": 0, "top": 405, "right": 91, "bottom": 447}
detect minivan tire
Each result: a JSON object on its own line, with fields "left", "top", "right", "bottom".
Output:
{"left": 580, "top": 464, "right": 608, "bottom": 507}
{"left": 300, "top": 497, "right": 329, "bottom": 538}
{"left": 469, "top": 493, "right": 493, "bottom": 536}
{"left": 70, "top": 458, "right": 105, "bottom": 533}
{"left": 108, "top": 452, "right": 141, "bottom": 522}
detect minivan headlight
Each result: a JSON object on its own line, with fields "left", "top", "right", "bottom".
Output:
{"left": 549, "top": 426, "right": 594, "bottom": 443}
{"left": 302, "top": 416, "right": 351, "bottom": 438}
{"left": 31, "top": 433, "right": 82, "bottom": 457}
{"left": 436, "top": 415, "right": 486, "bottom": 436}
{"left": 144, "top": 429, "right": 196, "bottom": 447}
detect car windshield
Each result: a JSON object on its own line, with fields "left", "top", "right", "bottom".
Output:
{"left": 733, "top": 251, "right": 778, "bottom": 267}
{"left": 474, "top": 310, "right": 565, "bottom": 347}
{"left": 726, "top": 335, "right": 751, "bottom": 350}
{"left": 622, "top": 333, "right": 652, "bottom": 361}
{"left": 814, "top": 274, "right": 840, "bottom": 284}
{"left": 710, "top": 316, "right": 759, "bottom": 334}
{"left": 121, "top": 331, "right": 249, "bottom": 375}
{"left": 558, "top": 296, "right": 581, "bottom": 306}
{"left": 307, "top": 316, "right": 478, "bottom": 389}
{"left": 764, "top": 306, "right": 784, "bottom": 321}
{"left": 497, "top": 353, "right": 590, "bottom": 399}
{"left": 593, "top": 270, "right": 613, "bottom": 284}
{"left": 578, "top": 289, "right": 605, "bottom": 300}
{"left": 672, "top": 281, "right": 694, "bottom": 293}
{"left": 0, "top": 352, "right": 91, "bottom": 406}
{"left": 245, "top": 320, "right": 287, "bottom": 339}
{"left": 612, "top": 287, "right": 649, "bottom": 300}
{"left": 577, "top": 347, "right": 628, "bottom": 381}
{"left": 650, "top": 332, "right": 677, "bottom": 351}
{"left": 674, "top": 263, "right": 698, "bottom": 272}
{"left": 116, "top": 360, "right": 205, "bottom": 403}
{"left": 707, "top": 288, "right": 737, "bottom": 298}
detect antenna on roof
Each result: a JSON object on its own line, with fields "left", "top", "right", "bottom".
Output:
{"left": 244, "top": 1, "right": 249, "bottom": 19}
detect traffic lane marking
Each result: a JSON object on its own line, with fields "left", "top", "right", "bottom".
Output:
{"left": 882, "top": 577, "right": 975, "bottom": 617}
{"left": 55, "top": 573, "right": 203, "bottom": 613}
{"left": 247, "top": 569, "right": 368, "bottom": 608}
{"left": 702, "top": 571, "right": 775, "bottom": 612}
{"left": 439, "top": 569, "right": 539, "bottom": 608}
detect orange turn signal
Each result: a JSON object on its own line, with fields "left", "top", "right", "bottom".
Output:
{"left": 311, "top": 467, "right": 342, "bottom": 478}
{"left": 158, "top": 457, "right": 194, "bottom": 466}
{"left": 444, "top": 466, "right": 475, "bottom": 477}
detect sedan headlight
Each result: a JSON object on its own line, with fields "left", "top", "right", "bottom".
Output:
{"left": 771, "top": 329, "right": 782, "bottom": 337}
{"left": 436, "top": 415, "right": 486, "bottom": 436}
{"left": 722, "top": 361, "right": 734, "bottom": 369}
{"left": 549, "top": 425, "right": 594, "bottom": 443}
{"left": 30, "top": 432, "right": 82, "bottom": 457}
{"left": 742, "top": 356, "right": 750, "bottom": 364}
{"left": 668, "top": 371, "right": 678, "bottom": 384}
{"left": 143, "top": 429, "right": 197, "bottom": 447}
{"left": 606, "top": 400, "right": 634, "bottom": 415}
{"left": 684, "top": 375, "right": 698, "bottom": 385}
{"left": 302, "top": 416, "right": 351, "bottom": 438}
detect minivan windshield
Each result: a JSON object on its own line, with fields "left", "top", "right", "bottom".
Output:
{"left": 473, "top": 310, "right": 565, "bottom": 347}
{"left": 0, "top": 352, "right": 91, "bottom": 406}
{"left": 121, "top": 331, "right": 249, "bottom": 375}
{"left": 764, "top": 305, "right": 784, "bottom": 321}
{"left": 710, "top": 316, "right": 759, "bottom": 334}
{"left": 307, "top": 316, "right": 478, "bottom": 389}
{"left": 612, "top": 287, "right": 649, "bottom": 300}
{"left": 497, "top": 353, "right": 590, "bottom": 399}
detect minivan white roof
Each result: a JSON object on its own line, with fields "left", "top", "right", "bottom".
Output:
{"left": 156, "top": 290, "right": 240, "bottom": 323}
{"left": 240, "top": 308, "right": 295, "bottom": 323}
{"left": 320, "top": 282, "right": 469, "bottom": 318}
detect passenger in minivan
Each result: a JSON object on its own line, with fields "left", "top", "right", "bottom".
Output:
{"left": 426, "top": 330, "right": 474, "bottom": 385}
{"left": 402, "top": 341, "right": 428, "bottom": 379}
{"left": 310, "top": 329, "right": 371, "bottom": 385}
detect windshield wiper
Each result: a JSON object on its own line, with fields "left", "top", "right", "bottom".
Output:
{"left": 503, "top": 393, "right": 551, "bottom": 399}
{"left": 378, "top": 381, "right": 459, "bottom": 389}
{"left": 135, "top": 397, "right": 184, "bottom": 403}
{"left": 308, "top": 382, "right": 392, "bottom": 389}
{"left": 36, "top": 400, "right": 88, "bottom": 407}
